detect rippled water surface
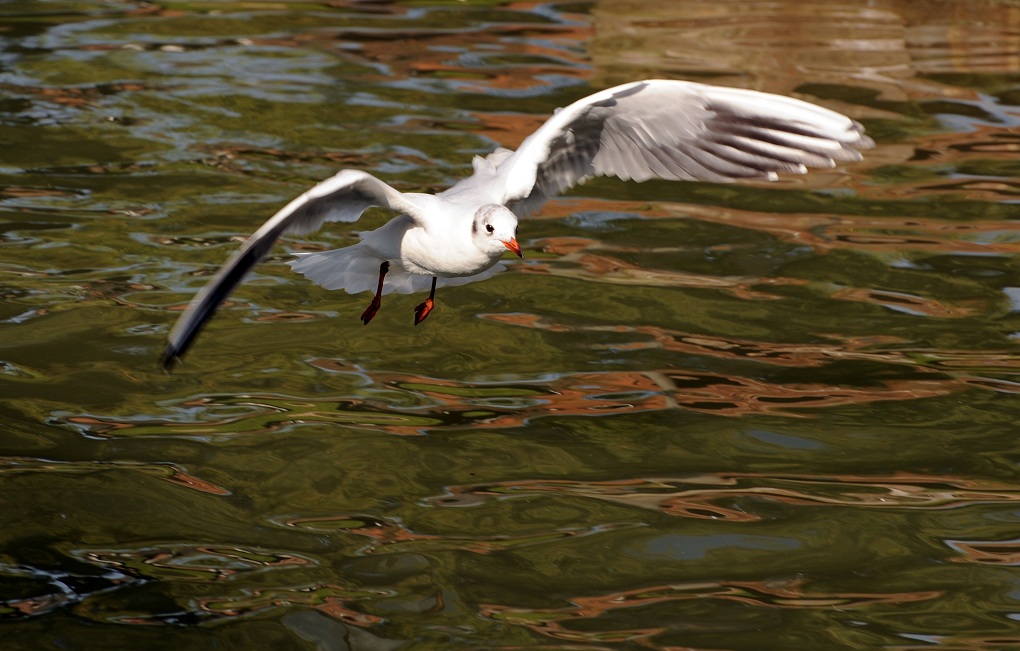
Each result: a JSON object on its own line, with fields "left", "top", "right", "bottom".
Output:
{"left": 2, "top": 1, "right": 1019, "bottom": 649}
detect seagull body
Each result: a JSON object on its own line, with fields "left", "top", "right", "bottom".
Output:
{"left": 162, "top": 79, "right": 873, "bottom": 369}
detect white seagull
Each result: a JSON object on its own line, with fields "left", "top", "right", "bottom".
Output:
{"left": 161, "top": 79, "right": 873, "bottom": 370}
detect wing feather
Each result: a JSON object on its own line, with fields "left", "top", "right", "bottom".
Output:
{"left": 476, "top": 79, "right": 872, "bottom": 215}
{"left": 162, "top": 169, "right": 419, "bottom": 370}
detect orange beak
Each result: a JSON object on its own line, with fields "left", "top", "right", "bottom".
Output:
{"left": 502, "top": 237, "right": 523, "bottom": 258}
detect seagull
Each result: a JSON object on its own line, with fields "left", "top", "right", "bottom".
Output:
{"left": 161, "top": 79, "right": 873, "bottom": 370}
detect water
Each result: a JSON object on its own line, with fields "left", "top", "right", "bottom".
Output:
{"left": 2, "top": 1, "right": 1019, "bottom": 649}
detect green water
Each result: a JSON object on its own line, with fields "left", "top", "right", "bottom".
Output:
{"left": 2, "top": 1, "right": 1019, "bottom": 649}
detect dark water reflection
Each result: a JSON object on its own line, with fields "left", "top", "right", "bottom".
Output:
{"left": 2, "top": 1, "right": 1020, "bottom": 650}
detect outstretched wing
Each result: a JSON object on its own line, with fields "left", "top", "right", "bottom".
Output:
{"left": 481, "top": 79, "right": 873, "bottom": 215}
{"left": 162, "top": 169, "right": 421, "bottom": 370}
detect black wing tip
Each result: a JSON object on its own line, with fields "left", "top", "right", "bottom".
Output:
{"left": 160, "top": 344, "right": 182, "bottom": 372}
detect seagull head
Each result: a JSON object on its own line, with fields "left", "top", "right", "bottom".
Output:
{"left": 473, "top": 204, "right": 522, "bottom": 259}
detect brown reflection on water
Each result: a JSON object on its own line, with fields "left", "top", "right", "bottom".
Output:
{"left": 432, "top": 473, "right": 1020, "bottom": 522}
{"left": 58, "top": 340, "right": 1013, "bottom": 439}
{"left": 661, "top": 370, "right": 952, "bottom": 417}
{"left": 0, "top": 455, "right": 230, "bottom": 495}
{"left": 0, "top": 80, "right": 151, "bottom": 110}
{"left": 683, "top": 206, "right": 1020, "bottom": 261}
{"left": 946, "top": 538, "right": 1020, "bottom": 566}
{"left": 522, "top": 230, "right": 1011, "bottom": 320}
{"left": 57, "top": 365, "right": 956, "bottom": 438}
{"left": 248, "top": 2, "right": 592, "bottom": 94}
{"left": 524, "top": 235, "right": 794, "bottom": 298}
{"left": 590, "top": 0, "right": 1020, "bottom": 99}
{"left": 280, "top": 513, "right": 442, "bottom": 546}
{"left": 77, "top": 545, "right": 386, "bottom": 626}
{"left": 402, "top": 32, "right": 591, "bottom": 95}
{"left": 483, "top": 578, "right": 939, "bottom": 645}
{"left": 489, "top": 312, "right": 1020, "bottom": 388}
{"left": 84, "top": 545, "right": 310, "bottom": 583}
{"left": 890, "top": 636, "right": 1020, "bottom": 651}
{"left": 829, "top": 286, "right": 978, "bottom": 319}
{"left": 196, "top": 583, "right": 385, "bottom": 626}
{"left": 58, "top": 364, "right": 672, "bottom": 437}
{"left": 1, "top": 573, "right": 141, "bottom": 620}
{"left": 193, "top": 143, "right": 373, "bottom": 182}
{"left": 278, "top": 512, "right": 606, "bottom": 556}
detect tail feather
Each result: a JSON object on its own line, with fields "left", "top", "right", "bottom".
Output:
{"left": 289, "top": 244, "right": 384, "bottom": 294}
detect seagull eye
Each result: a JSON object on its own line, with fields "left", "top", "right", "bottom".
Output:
{"left": 485, "top": 224, "right": 494, "bottom": 234}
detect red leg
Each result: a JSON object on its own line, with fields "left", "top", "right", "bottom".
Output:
{"left": 361, "top": 261, "right": 389, "bottom": 325}
{"left": 414, "top": 277, "right": 437, "bottom": 325}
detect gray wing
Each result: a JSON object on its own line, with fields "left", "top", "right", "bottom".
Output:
{"left": 482, "top": 79, "right": 874, "bottom": 215}
{"left": 162, "top": 169, "right": 420, "bottom": 370}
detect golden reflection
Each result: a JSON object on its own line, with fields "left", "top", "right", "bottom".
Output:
{"left": 482, "top": 578, "right": 939, "bottom": 644}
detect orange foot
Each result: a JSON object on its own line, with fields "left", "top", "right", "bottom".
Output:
{"left": 413, "top": 297, "right": 434, "bottom": 325}
{"left": 361, "top": 298, "right": 381, "bottom": 325}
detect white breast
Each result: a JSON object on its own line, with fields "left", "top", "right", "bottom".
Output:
{"left": 399, "top": 225, "right": 501, "bottom": 278}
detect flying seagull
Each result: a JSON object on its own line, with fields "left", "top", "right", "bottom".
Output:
{"left": 161, "top": 79, "right": 873, "bottom": 370}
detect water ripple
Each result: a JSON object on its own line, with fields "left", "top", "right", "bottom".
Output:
{"left": 482, "top": 579, "right": 940, "bottom": 644}
{"left": 430, "top": 473, "right": 1020, "bottom": 521}
{"left": 0, "top": 455, "right": 229, "bottom": 494}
